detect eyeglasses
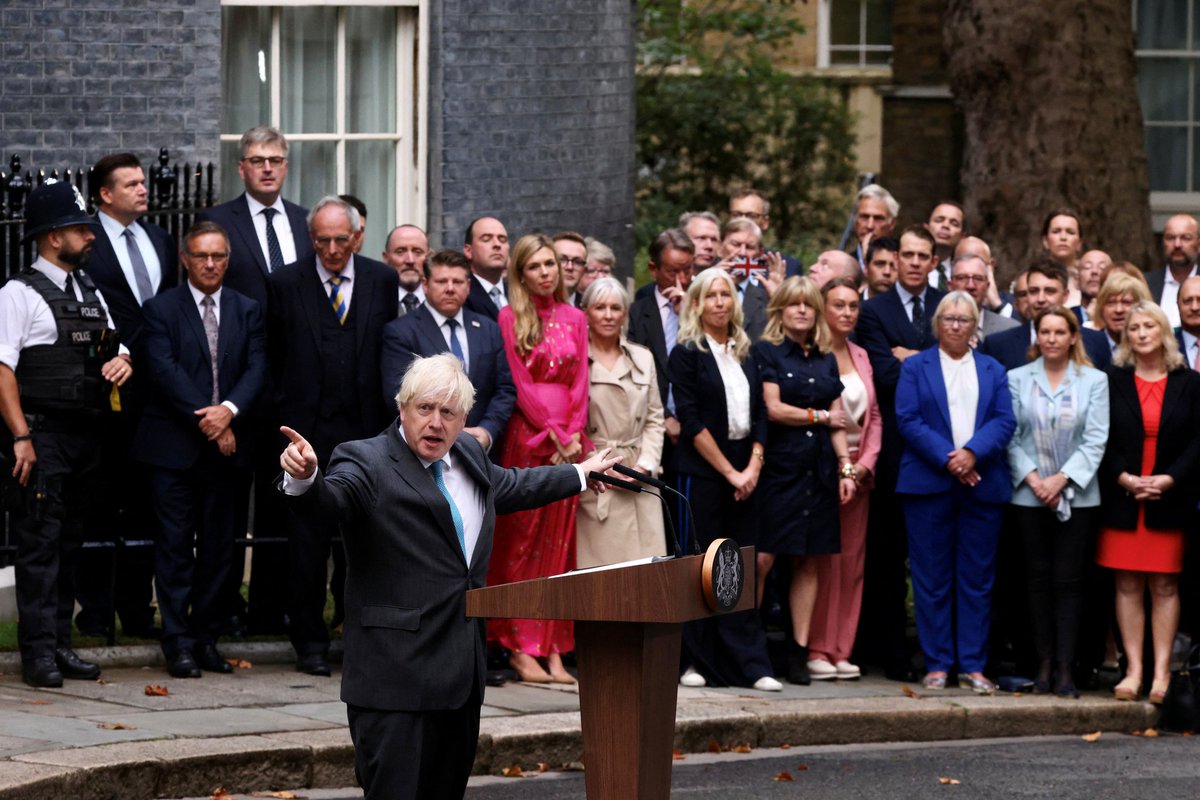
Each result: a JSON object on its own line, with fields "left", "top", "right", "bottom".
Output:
{"left": 559, "top": 257, "right": 587, "bottom": 269}
{"left": 187, "top": 251, "right": 229, "bottom": 264}
{"left": 585, "top": 265, "right": 612, "bottom": 276}
{"left": 953, "top": 274, "right": 987, "bottom": 284}
{"left": 941, "top": 315, "right": 973, "bottom": 328}
{"left": 314, "top": 235, "right": 353, "bottom": 248}
{"left": 241, "top": 156, "right": 287, "bottom": 169}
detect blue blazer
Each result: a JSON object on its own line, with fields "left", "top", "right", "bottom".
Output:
{"left": 130, "top": 283, "right": 267, "bottom": 470}
{"left": 979, "top": 321, "right": 1112, "bottom": 372}
{"left": 196, "top": 193, "right": 313, "bottom": 310}
{"left": 894, "top": 347, "right": 1016, "bottom": 504}
{"left": 379, "top": 304, "right": 516, "bottom": 444}
{"left": 1006, "top": 359, "right": 1110, "bottom": 508}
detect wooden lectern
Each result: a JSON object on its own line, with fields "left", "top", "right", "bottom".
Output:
{"left": 466, "top": 544, "right": 754, "bottom": 800}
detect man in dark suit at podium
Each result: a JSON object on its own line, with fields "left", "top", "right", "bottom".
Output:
{"left": 279, "top": 354, "right": 618, "bottom": 800}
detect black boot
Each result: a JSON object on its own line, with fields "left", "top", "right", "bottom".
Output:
{"left": 787, "top": 640, "right": 811, "bottom": 686}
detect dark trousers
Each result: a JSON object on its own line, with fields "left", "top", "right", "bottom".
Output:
{"left": 13, "top": 424, "right": 102, "bottom": 662}
{"left": 347, "top": 678, "right": 481, "bottom": 800}
{"left": 678, "top": 446, "right": 773, "bottom": 687}
{"left": 854, "top": 485, "right": 913, "bottom": 672}
{"left": 75, "top": 412, "right": 156, "bottom": 634}
{"left": 1013, "top": 505, "right": 1095, "bottom": 666}
{"left": 149, "top": 452, "right": 251, "bottom": 659}
{"left": 245, "top": 423, "right": 290, "bottom": 633}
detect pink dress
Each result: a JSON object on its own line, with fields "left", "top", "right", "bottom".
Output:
{"left": 487, "top": 294, "right": 591, "bottom": 655}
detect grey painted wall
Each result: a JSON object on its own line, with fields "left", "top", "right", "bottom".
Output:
{"left": 427, "top": 0, "right": 636, "bottom": 274}
{"left": 0, "top": 0, "right": 221, "bottom": 177}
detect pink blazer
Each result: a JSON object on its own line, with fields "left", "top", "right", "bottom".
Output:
{"left": 848, "top": 340, "right": 883, "bottom": 480}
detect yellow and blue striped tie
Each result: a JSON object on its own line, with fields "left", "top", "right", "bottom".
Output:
{"left": 328, "top": 275, "right": 348, "bottom": 325}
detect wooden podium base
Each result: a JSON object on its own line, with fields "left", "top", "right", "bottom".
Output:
{"left": 575, "top": 621, "right": 682, "bottom": 800}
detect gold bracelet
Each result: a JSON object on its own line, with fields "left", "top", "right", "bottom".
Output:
{"left": 839, "top": 462, "right": 857, "bottom": 479}
{"left": 752, "top": 448, "right": 765, "bottom": 463}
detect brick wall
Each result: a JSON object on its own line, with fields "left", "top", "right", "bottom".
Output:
{"left": 0, "top": 0, "right": 221, "bottom": 176}
{"left": 426, "top": 0, "right": 636, "bottom": 274}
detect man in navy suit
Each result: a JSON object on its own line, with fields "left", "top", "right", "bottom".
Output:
{"left": 380, "top": 250, "right": 515, "bottom": 453}
{"left": 268, "top": 196, "right": 399, "bottom": 675}
{"left": 853, "top": 224, "right": 945, "bottom": 682}
{"left": 979, "top": 260, "right": 1112, "bottom": 371}
{"left": 461, "top": 216, "right": 510, "bottom": 321}
{"left": 74, "top": 152, "right": 179, "bottom": 639}
{"left": 1145, "top": 214, "right": 1199, "bottom": 329}
{"left": 130, "top": 221, "right": 267, "bottom": 678}
{"left": 1177, "top": 276, "right": 1200, "bottom": 641}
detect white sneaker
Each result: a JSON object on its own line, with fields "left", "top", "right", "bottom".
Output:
{"left": 806, "top": 658, "right": 838, "bottom": 680}
{"left": 680, "top": 666, "right": 706, "bottom": 688}
{"left": 835, "top": 660, "right": 861, "bottom": 680}
{"left": 753, "top": 675, "right": 783, "bottom": 692}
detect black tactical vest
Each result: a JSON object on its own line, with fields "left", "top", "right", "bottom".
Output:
{"left": 11, "top": 268, "right": 115, "bottom": 415}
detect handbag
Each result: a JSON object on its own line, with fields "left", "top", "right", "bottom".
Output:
{"left": 1160, "top": 641, "right": 1200, "bottom": 733}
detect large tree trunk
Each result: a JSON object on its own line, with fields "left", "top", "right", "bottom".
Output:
{"left": 943, "top": 1, "right": 1156, "bottom": 283}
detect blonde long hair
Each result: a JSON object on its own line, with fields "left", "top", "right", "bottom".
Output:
{"left": 1113, "top": 300, "right": 1185, "bottom": 370}
{"left": 677, "top": 267, "right": 751, "bottom": 362}
{"left": 761, "top": 276, "right": 832, "bottom": 352}
{"left": 505, "top": 234, "right": 567, "bottom": 356}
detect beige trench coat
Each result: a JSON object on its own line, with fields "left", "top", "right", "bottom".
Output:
{"left": 577, "top": 338, "right": 667, "bottom": 567}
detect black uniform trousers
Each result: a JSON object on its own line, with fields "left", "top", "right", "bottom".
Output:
{"left": 14, "top": 419, "right": 103, "bottom": 663}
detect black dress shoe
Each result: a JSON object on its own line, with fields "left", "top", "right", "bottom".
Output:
{"left": 296, "top": 654, "right": 332, "bottom": 677}
{"left": 167, "top": 651, "right": 202, "bottom": 679}
{"left": 23, "top": 657, "right": 64, "bottom": 688}
{"left": 195, "top": 643, "right": 233, "bottom": 673}
{"left": 55, "top": 647, "right": 101, "bottom": 680}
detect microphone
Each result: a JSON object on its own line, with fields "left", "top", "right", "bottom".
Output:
{"left": 587, "top": 471, "right": 643, "bottom": 493}
{"left": 612, "top": 463, "right": 670, "bottom": 492}
{"left": 609, "top": 464, "right": 697, "bottom": 556}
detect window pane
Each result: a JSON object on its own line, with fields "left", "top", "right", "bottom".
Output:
{"left": 281, "top": 7, "right": 337, "bottom": 134}
{"left": 1138, "top": 57, "right": 1189, "bottom": 122}
{"left": 347, "top": 7, "right": 397, "bottom": 134}
{"left": 830, "top": 0, "right": 861, "bottom": 46}
{"left": 1145, "top": 126, "right": 1188, "bottom": 192}
{"left": 283, "top": 141, "right": 336, "bottom": 208}
{"left": 864, "top": 49, "right": 892, "bottom": 67}
{"left": 864, "top": 0, "right": 893, "bottom": 47}
{"left": 1136, "top": 0, "right": 1188, "bottom": 51}
{"left": 346, "top": 141, "right": 397, "bottom": 258}
{"left": 222, "top": 7, "right": 271, "bottom": 134}
{"left": 829, "top": 48, "right": 861, "bottom": 66}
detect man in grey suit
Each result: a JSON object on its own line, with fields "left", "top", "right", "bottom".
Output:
{"left": 948, "top": 253, "right": 1019, "bottom": 346}
{"left": 279, "top": 354, "right": 619, "bottom": 799}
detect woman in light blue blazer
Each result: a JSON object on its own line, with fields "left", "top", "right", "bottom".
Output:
{"left": 1007, "top": 306, "right": 1109, "bottom": 698}
{"left": 895, "top": 291, "right": 1016, "bottom": 694}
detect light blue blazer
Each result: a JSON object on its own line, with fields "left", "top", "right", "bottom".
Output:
{"left": 1006, "top": 358, "right": 1109, "bottom": 508}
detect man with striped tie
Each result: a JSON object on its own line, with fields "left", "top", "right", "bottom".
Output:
{"left": 267, "top": 195, "right": 398, "bottom": 676}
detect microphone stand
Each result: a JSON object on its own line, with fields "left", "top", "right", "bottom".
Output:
{"left": 587, "top": 470, "right": 683, "bottom": 559}
{"left": 610, "top": 464, "right": 699, "bottom": 557}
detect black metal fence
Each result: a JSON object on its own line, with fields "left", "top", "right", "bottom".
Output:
{"left": 1, "top": 149, "right": 216, "bottom": 282}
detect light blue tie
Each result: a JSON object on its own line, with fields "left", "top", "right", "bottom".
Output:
{"left": 430, "top": 461, "right": 466, "bottom": 559}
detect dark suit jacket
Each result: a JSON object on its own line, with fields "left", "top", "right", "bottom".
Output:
{"left": 267, "top": 253, "right": 399, "bottom": 443}
{"left": 295, "top": 426, "right": 581, "bottom": 711}
{"left": 893, "top": 347, "right": 1016, "bottom": 504}
{"left": 379, "top": 304, "right": 515, "bottom": 444}
{"left": 1145, "top": 266, "right": 1167, "bottom": 305}
{"left": 463, "top": 274, "right": 506, "bottom": 321}
{"left": 739, "top": 280, "right": 768, "bottom": 342}
{"left": 979, "top": 321, "right": 1112, "bottom": 372}
{"left": 83, "top": 215, "right": 178, "bottom": 357}
{"left": 1100, "top": 365, "right": 1200, "bottom": 530}
{"left": 130, "top": 284, "right": 267, "bottom": 470}
{"left": 855, "top": 286, "right": 946, "bottom": 392}
{"left": 196, "top": 194, "right": 313, "bottom": 310}
{"left": 627, "top": 293, "right": 671, "bottom": 414}
{"left": 667, "top": 340, "right": 766, "bottom": 479}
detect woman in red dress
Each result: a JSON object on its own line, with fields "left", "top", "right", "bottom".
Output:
{"left": 1097, "top": 301, "right": 1200, "bottom": 703}
{"left": 487, "top": 234, "right": 590, "bottom": 684}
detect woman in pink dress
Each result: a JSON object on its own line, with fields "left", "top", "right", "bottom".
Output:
{"left": 487, "top": 234, "right": 591, "bottom": 684}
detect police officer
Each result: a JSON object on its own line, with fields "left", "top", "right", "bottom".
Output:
{"left": 0, "top": 181, "right": 134, "bottom": 687}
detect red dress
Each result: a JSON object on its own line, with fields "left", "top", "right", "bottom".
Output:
{"left": 487, "top": 295, "right": 590, "bottom": 655}
{"left": 1096, "top": 375, "right": 1185, "bottom": 573}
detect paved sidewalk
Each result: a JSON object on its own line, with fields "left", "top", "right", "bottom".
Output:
{"left": 0, "top": 643, "right": 1159, "bottom": 799}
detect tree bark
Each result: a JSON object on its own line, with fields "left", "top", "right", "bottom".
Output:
{"left": 943, "top": 1, "right": 1156, "bottom": 283}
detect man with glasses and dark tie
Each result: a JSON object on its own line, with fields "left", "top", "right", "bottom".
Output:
{"left": 267, "top": 196, "right": 398, "bottom": 676}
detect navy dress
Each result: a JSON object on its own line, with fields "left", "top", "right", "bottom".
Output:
{"left": 752, "top": 339, "right": 844, "bottom": 556}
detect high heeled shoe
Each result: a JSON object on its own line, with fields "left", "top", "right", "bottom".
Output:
{"left": 1113, "top": 676, "right": 1141, "bottom": 701}
{"left": 509, "top": 652, "right": 552, "bottom": 683}
{"left": 1148, "top": 678, "right": 1170, "bottom": 705}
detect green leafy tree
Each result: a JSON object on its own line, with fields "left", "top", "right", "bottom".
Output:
{"left": 636, "top": 1, "right": 858, "bottom": 260}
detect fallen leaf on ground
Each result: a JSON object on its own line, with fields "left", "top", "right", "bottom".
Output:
{"left": 227, "top": 658, "right": 253, "bottom": 669}
{"left": 1081, "top": 731, "right": 1102, "bottom": 742}
{"left": 250, "top": 792, "right": 301, "bottom": 799}
{"left": 1143, "top": 728, "right": 1160, "bottom": 737}
{"left": 672, "top": 749, "right": 686, "bottom": 761}
{"left": 1183, "top": 731, "right": 1194, "bottom": 737}
{"left": 210, "top": 789, "right": 232, "bottom": 799}
{"left": 731, "top": 743, "right": 752, "bottom": 753}
{"left": 706, "top": 740, "right": 723, "bottom": 753}
{"left": 97, "top": 722, "right": 135, "bottom": 730}
{"left": 796, "top": 764, "right": 809, "bottom": 771}
{"left": 501, "top": 764, "right": 525, "bottom": 778}
{"left": 902, "top": 685, "right": 923, "bottom": 699}
{"left": 95, "top": 678, "right": 107, "bottom": 685}
{"left": 537, "top": 763, "right": 549, "bottom": 773}
{"left": 1131, "top": 730, "right": 1142, "bottom": 736}
{"left": 779, "top": 743, "right": 792, "bottom": 749}
{"left": 774, "top": 771, "right": 794, "bottom": 782}
{"left": 144, "top": 684, "right": 169, "bottom": 696}
{"left": 938, "top": 777, "right": 961, "bottom": 785}
{"left": 23, "top": 699, "right": 50, "bottom": 705}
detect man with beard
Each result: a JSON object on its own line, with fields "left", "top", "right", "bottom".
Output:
{"left": 1146, "top": 214, "right": 1199, "bottom": 329}
{"left": 383, "top": 224, "right": 430, "bottom": 316}
{"left": 0, "top": 181, "right": 134, "bottom": 687}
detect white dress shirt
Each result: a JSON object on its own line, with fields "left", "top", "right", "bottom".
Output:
{"left": 97, "top": 209, "right": 162, "bottom": 304}
{"left": 705, "top": 334, "right": 751, "bottom": 440}
{"left": 184, "top": 281, "right": 240, "bottom": 417}
{"left": 939, "top": 348, "right": 979, "bottom": 450}
{"left": 473, "top": 273, "right": 506, "bottom": 308}
{"left": 1182, "top": 329, "right": 1200, "bottom": 371}
{"left": 245, "top": 193, "right": 298, "bottom": 269}
{"left": 316, "top": 256, "right": 356, "bottom": 310}
{"left": 1161, "top": 264, "right": 1198, "bottom": 329}
{"left": 896, "top": 283, "right": 928, "bottom": 324}
{"left": 426, "top": 303, "right": 471, "bottom": 373}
